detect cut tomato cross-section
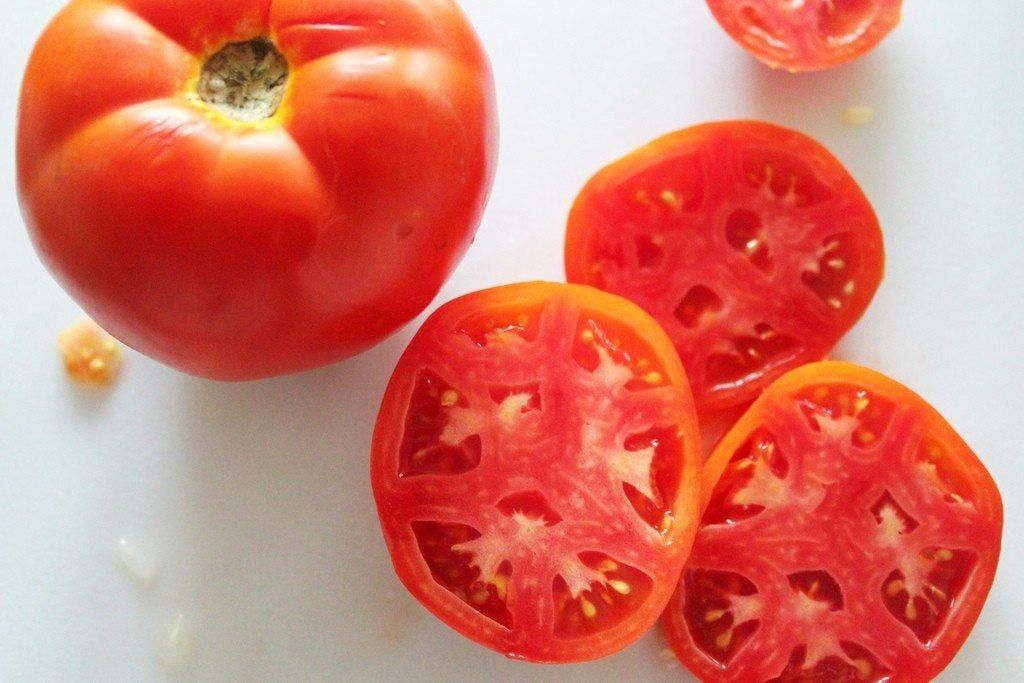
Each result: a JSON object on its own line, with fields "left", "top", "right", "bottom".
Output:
{"left": 705, "top": 0, "right": 904, "bottom": 72}
{"left": 663, "top": 362, "right": 1003, "bottom": 682}
{"left": 566, "top": 121, "right": 884, "bottom": 415}
{"left": 372, "top": 282, "right": 701, "bottom": 662}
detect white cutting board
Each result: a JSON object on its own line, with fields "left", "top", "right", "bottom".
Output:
{"left": 2, "top": 1, "right": 1022, "bottom": 680}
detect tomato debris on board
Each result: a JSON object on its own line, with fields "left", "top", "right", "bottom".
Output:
{"left": 57, "top": 319, "right": 124, "bottom": 386}
{"left": 372, "top": 282, "right": 702, "bottom": 662}
{"left": 18, "top": 0, "right": 497, "bottom": 380}
{"left": 705, "top": 0, "right": 904, "bottom": 72}
{"left": 567, "top": 121, "right": 884, "bottom": 416}
{"left": 664, "top": 362, "right": 1003, "bottom": 682}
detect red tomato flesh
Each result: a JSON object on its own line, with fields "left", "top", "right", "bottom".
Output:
{"left": 566, "top": 121, "right": 884, "bottom": 414}
{"left": 705, "top": 0, "right": 903, "bottom": 71}
{"left": 372, "top": 282, "right": 702, "bottom": 662}
{"left": 664, "top": 362, "right": 1003, "bottom": 682}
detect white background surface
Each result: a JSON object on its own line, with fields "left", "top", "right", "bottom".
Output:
{"left": 2, "top": 1, "right": 1022, "bottom": 680}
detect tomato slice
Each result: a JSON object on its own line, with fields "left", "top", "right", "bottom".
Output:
{"left": 372, "top": 282, "right": 701, "bottom": 662}
{"left": 705, "top": 0, "right": 903, "bottom": 71}
{"left": 566, "top": 121, "right": 884, "bottom": 415}
{"left": 663, "top": 362, "right": 1003, "bottom": 682}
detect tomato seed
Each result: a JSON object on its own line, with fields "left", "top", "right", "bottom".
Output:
{"left": 854, "top": 396, "right": 870, "bottom": 415}
{"left": 855, "top": 430, "right": 876, "bottom": 445}
{"left": 715, "top": 630, "right": 733, "bottom": 649}
{"left": 660, "top": 190, "right": 682, "bottom": 209}
{"left": 704, "top": 609, "right": 726, "bottom": 623}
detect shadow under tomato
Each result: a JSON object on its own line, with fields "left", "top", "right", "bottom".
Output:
{"left": 165, "top": 328, "right": 433, "bottom": 677}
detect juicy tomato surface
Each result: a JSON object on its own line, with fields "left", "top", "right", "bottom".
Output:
{"left": 17, "top": 0, "right": 496, "bottom": 380}
{"left": 705, "top": 0, "right": 903, "bottom": 72}
{"left": 566, "top": 121, "right": 884, "bottom": 415}
{"left": 372, "top": 282, "right": 701, "bottom": 662}
{"left": 664, "top": 362, "right": 1003, "bottom": 682}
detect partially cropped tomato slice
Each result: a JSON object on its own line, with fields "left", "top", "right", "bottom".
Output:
{"left": 664, "top": 362, "right": 1003, "bottom": 682}
{"left": 372, "top": 282, "right": 701, "bottom": 662}
{"left": 705, "top": 0, "right": 903, "bottom": 71}
{"left": 566, "top": 121, "right": 884, "bottom": 415}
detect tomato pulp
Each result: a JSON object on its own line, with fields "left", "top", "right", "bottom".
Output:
{"left": 18, "top": 0, "right": 496, "bottom": 379}
{"left": 705, "top": 0, "right": 903, "bottom": 71}
{"left": 566, "top": 121, "right": 884, "bottom": 414}
{"left": 664, "top": 362, "right": 1003, "bottom": 682}
{"left": 372, "top": 282, "right": 701, "bottom": 662}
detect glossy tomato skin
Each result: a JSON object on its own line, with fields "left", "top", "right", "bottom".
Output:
{"left": 706, "top": 0, "right": 903, "bottom": 72}
{"left": 17, "top": 0, "right": 496, "bottom": 380}
{"left": 566, "top": 121, "right": 884, "bottom": 415}
{"left": 372, "top": 282, "right": 702, "bottom": 662}
{"left": 664, "top": 362, "right": 1003, "bottom": 682}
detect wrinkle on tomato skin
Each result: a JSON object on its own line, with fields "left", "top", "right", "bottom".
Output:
{"left": 372, "top": 283, "right": 702, "bottom": 663}
{"left": 19, "top": 0, "right": 497, "bottom": 380}
{"left": 271, "top": 0, "right": 488, "bottom": 68}
{"left": 115, "top": 0, "right": 272, "bottom": 54}
{"left": 16, "top": 1, "right": 195, "bottom": 182}
{"left": 666, "top": 362, "right": 1002, "bottom": 683}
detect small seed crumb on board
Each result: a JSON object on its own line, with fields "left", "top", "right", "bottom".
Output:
{"left": 159, "top": 613, "right": 194, "bottom": 668}
{"left": 115, "top": 538, "right": 157, "bottom": 587}
{"left": 842, "top": 105, "right": 877, "bottom": 127}
{"left": 57, "top": 319, "right": 124, "bottom": 386}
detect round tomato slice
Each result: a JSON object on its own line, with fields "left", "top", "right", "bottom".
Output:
{"left": 18, "top": 0, "right": 495, "bottom": 380}
{"left": 372, "top": 282, "right": 701, "bottom": 662}
{"left": 566, "top": 121, "right": 884, "bottom": 415}
{"left": 663, "top": 362, "right": 1003, "bottom": 682}
{"left": 705, "top": 0, "right": 903, "bottom": 72}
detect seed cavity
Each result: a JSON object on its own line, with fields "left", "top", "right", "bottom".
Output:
{"left": 725, "top": 209, "right": 772, "bottom": 272}
{"left": 675, "top": 284, "right": 724, "bottom": 328}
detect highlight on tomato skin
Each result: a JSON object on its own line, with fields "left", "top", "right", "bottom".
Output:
{"left": 566, "top": 121, "right": 884, "bottom": 417}
{"left": 17, "top": 0, "right": 497, "bottom": 380}
{"left": 663, "top": 361, "right": 1003, "bottom": 683}
{"left": 704, "top": 0, "right": 904, "bottom": 72}
{"left": 371, "top": 282, "right": 703, "bottom": 663}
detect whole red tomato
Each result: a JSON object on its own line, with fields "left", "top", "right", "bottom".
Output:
{"left": 18, "top": 0, "right": 497, "bottom": 380}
